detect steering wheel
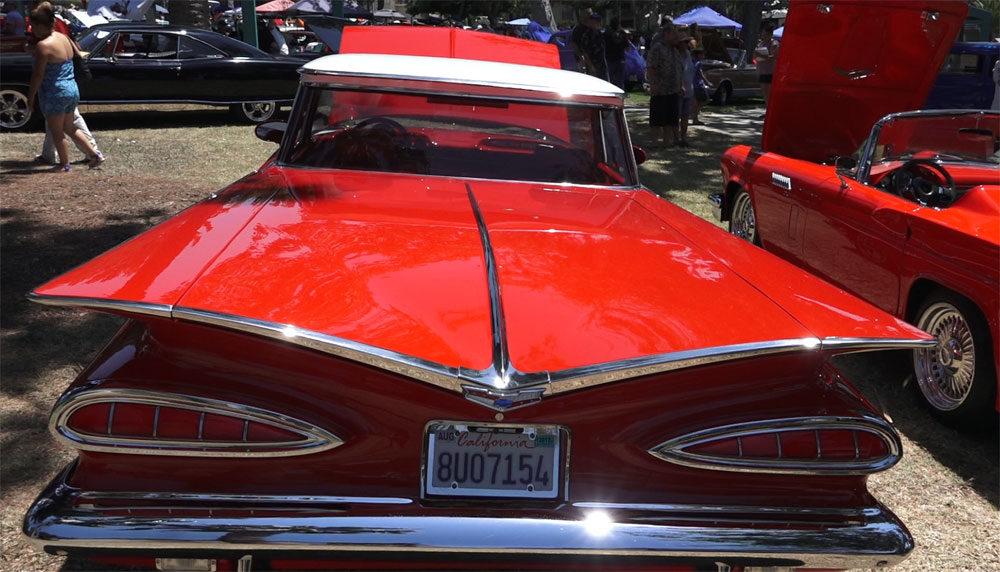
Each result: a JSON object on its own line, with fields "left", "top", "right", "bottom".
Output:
{"left": 894, "top": 158, "right": 957, "bottom": 207}
{"left": 354, "top": 117, "right": 407, "bottom": 136}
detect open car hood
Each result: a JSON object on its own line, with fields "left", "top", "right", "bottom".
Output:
{"left": 299, "top": 15, "right": 348, "bottom": 52}
{"left": 762, "top": 0, "right": 967, "bottom": 163}
{"left": 31, "top": 168, "right": 929, "bottom": 379}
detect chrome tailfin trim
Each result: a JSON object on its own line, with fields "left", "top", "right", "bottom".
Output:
{"left": 28, "top": 294, "right": 933, "bottom": 406}
{"left": 26, "top": 293, "right": 172, "bottom": 319}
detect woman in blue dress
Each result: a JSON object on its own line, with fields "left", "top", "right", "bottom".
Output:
{"left": 27, "top": 2, "right": 103, "bottom": 172}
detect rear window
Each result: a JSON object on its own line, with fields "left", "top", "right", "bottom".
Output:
{"left": 283, "top": 87, "right": 635, "bottom": 187}
{"left": 939, "top": 52, "right": 983, "bottom": 75}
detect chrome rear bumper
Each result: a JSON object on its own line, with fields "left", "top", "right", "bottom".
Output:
{"left": 25, "top": 463, "right": 912, "bottom": 569}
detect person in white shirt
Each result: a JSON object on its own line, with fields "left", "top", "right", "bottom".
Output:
{"left": 268, "top": 20, "right": 289, "bottom": 56}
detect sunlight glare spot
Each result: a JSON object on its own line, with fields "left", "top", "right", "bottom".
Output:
{"left": 582, "top": 511, "right": 613, "bottom": 537}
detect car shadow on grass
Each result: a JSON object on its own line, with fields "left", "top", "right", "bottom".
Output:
{"left": 0, "top": 203, "right": 159, "bottom": 493}
{"left": 835, "top": 351, "right": 999, "bottom": 509}
{"left": 77, "top": 106, "right": 289, "bottom": 132}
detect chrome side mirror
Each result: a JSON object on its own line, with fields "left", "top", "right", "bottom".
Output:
{"left": 255, "top": 121, "right": 287, "bottom": 144}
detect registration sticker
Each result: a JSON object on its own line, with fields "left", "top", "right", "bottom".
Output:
{"left": 425, "top": 423, "right": 561, "bottom": 498}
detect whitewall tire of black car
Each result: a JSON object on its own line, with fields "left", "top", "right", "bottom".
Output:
{"left": 0, "top": 88, "right": 34, "bottom": 131}
{"left": 729, "top": 189, "right": 760, "bottom": 246}
{"left": 232, "top": 101, "right": 277, "bottom": 123}
{"left": 912, "top": 290, "right": 996, "bottom": 427}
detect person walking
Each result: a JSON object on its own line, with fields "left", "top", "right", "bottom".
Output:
{"left": 28, "top": 9, "right": 101, "bottom": 165}
{"left": 677, "top": 36, "right": 695, "bottom": 147}
{"left": 691, "top": 45, "right": 712, "bottom": 125}
{"left": 36, "top": 108, "right": 100, "bottom": 165}
{"left": 645, "top": 20, "right": 682, "bottom": 147}
{"left": 27, "top": 2, "right": 103, "bottom": 172}
{"left": 755, "top": 23, "right": 780, "bottom": 110}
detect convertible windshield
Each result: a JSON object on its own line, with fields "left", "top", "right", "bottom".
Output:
{"left": 871, "top": 111, "right": 999, "bottom": 166}
{"left": 284, "top": 87, "right": 636, "bottom": 186}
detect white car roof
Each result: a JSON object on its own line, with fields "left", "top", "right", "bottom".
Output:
{"left": 301, "top": 53, "right": 624, "bottom": 100}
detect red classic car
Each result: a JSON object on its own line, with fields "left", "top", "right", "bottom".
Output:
{"left": 23, "top": 26, "right": 931, "bottom": 571}
{"left": 714, "top": 0, "right": 999, "bottom": 428}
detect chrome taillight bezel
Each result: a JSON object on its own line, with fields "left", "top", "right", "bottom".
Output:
{"left": 50, "top": 387, "right": 343, "bottom": 457}
{"left": 649, "top": 415, "right": 902, "bottom": 475}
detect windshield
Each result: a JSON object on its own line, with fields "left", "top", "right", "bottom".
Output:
{"left": 870, "top": 112, "right": 999, "bottom": 166}
{"left": 77, "top": 27, "right": 111, "bottom": 53}
{"left": 284, "top": 87, "right": 636, "bottom": 186}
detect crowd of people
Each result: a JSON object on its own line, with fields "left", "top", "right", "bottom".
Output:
{"left": 569, "top": 10, "right": 781, "bottom": 150}
{"left": 5, "top": 1, "right": 783, "bottom": 170}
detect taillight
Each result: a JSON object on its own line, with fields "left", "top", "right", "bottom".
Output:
{"left": 649, "top": 416, "right": 901, "bottom": 475}
{"left": 51, "top": 389, "right": 342, "bottom": 457}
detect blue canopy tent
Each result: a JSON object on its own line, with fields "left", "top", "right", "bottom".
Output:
{"left": 774, "top": 26, "right": 783, "bottom": 39}
{"left": 673, "top": 6, "right": 742, "bottom": 30}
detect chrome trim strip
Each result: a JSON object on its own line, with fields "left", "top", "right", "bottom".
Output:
{"left": 820, "top": 337, "right": 938, "bottom": 350}
{"left": 299, "top": 80, "right": 623, "bottom": 108}
{"left": 77, "top": 98, "right": 295, "bottom": 106}
{"left": 77, "top": 491, "right": 412, "bottom": 506}
{"left": 172, "top": 306, "right": 469, "bottom": 394}
{"left": 51, "top": 388, "right": 342, "bottom": 458}
{"left": 27, "top": 295, "right": 935, "bottom": 403}
{"left": 23, "top": 468, "right": 913, "bottom": 569}
{"left": 301, "top": 72, "right": 623, "bottom": 102}
{"left": 648, "top": 415, "right": 902, "bottom": 475}
{"left": 26, "top": 293, "right": 172, "bottom": 318}
{"left": 542, "top": 338, "right": 823, "bottom": 395}
{"left": 572, "top": 502, "right": 864, "bottom": 517}
{"left": 465, "top": 184, "right": 511, "bottom": 387}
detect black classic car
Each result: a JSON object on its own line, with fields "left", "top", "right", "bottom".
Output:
{"left": 0, "top": 23, "right": 304, "bottom": 130}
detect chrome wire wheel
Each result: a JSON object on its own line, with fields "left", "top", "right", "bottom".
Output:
{"left": 240, "top": 101, "right": 276, "bottom": 123}
{"left": 0, "top": 89, "right": 31, "bottom": 130}
{"left": 913, "top": 302, "right": 976, "bottom": 411}
{"left": 729, "top": 190, "right": 759, "bottom": 245}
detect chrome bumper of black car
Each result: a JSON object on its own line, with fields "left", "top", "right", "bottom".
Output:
{"left": 709, "top": 192, "right": 724, "bottom": 221}
{"left": 25, "top": 463, "right": 912, "bottom": 569}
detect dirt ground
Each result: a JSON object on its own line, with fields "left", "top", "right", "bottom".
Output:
{"left": 1, "top": 103, "right": 998, "bottom": 572}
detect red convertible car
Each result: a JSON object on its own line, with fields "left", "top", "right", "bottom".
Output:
{"left": 715, "top": 1, "right": 999, "bottom": 428}
{"left": 24, "top": 27, "right": 931, "bottom": 571}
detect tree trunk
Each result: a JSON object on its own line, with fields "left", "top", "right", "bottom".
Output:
{"left": 168, "top": 0, "right": 212, "bottom": 29}
{"left": 530, "top": 0, "right": 556, "bottom": 29}
{"left": 740, "top": 0, "right": 764, "bottom": 52}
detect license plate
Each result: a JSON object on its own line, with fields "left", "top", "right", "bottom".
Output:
{"left": 425, "top": 423, "right": 561, "bottom": 499}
